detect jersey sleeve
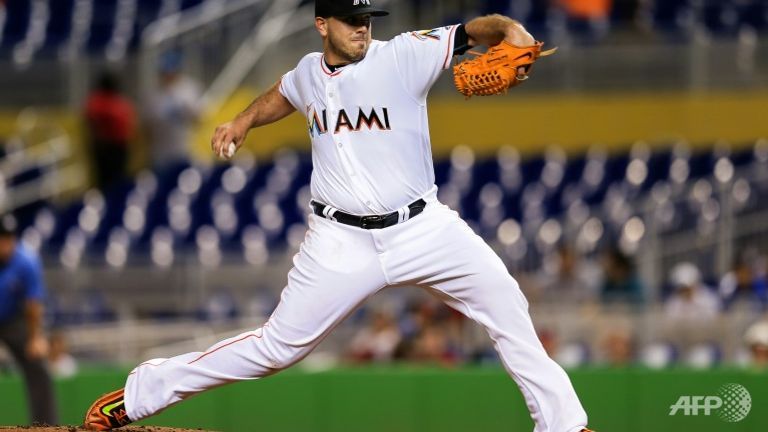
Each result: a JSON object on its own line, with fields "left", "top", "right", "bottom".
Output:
{"left": 391, "top": 24, "right": 460, "bottom": 101}
{"left": 279, "top": 68, "right": 301, "bottom": 111}
{"left": 279, "top": 54, "right": 319, "bottom": 113}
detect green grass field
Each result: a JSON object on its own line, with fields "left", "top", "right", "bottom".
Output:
{"left": 1, "top": 366, "right": 765, "bottom": 431}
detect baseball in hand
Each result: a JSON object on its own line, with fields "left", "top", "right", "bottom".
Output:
{"left": 225, "top": 142, "right": 236, "bottom": 159}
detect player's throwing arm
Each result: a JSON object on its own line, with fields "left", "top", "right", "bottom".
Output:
{"left": 210, "top": 81, "right": 296, "bottom": 159}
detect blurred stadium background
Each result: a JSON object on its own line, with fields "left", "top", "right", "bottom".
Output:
{"left": 1, "top": 0, "right": 768, "bottom": 430}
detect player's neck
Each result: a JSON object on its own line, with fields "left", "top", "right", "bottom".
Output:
{"left": 323, "top": 57, "right": 348, "bottom": 73}
{"left": 323, "top": 50, "right": 352, "bottom": 69}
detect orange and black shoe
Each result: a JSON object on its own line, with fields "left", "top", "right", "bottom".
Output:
{"left": 83, "top": 388, "right": 133, "bottom": 431}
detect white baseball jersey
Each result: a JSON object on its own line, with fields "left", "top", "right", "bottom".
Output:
{"left": 122, "top": 24, "right": 589, "bottom": 432}
{"left": 279, "top": 25, "right": 459, "bottom": 215}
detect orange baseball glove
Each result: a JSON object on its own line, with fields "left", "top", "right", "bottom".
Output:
{"left": 453, "top": 41, "right": 557, "bottom": 97}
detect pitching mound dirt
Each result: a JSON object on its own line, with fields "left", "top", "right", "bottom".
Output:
{"left": 0, "top": 427, "right": 210, "bottom": 432}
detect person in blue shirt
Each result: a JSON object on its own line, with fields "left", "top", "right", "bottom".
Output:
{"left": 599, "top": 246, "right": 645, "bottom": 306}
{"left": 0, "top": 217, "right": 57, "bottom": 425}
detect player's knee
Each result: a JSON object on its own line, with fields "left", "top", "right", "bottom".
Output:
{"left": 258, "top": 336, "right": 310, "bottom": 372}
{"left": 486, "top": 275, "right": 529, "bottom": 310}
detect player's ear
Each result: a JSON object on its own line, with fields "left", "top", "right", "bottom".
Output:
{"left": 315, "top": 17, "right": 328, "bottom": 37}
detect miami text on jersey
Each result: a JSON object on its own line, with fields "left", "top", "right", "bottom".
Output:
{"left": 307, "top": 106, "right": 392, "bottom": 137}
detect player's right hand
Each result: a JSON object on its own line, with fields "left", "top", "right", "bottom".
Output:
{"left": 211, "top": 117, "right": 250, "bottom": 159}
{"left": 26, "top": 334, "right": 49, "bottom": 359}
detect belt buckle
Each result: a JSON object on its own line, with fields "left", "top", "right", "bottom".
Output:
{"left": 360, "top": 215, "right": 383, "bottom": 229}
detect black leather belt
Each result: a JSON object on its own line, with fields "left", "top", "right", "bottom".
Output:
{"left": 311, "top": 199, "right": 427, "bottom": 229}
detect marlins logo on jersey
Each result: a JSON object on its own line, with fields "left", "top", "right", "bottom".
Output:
{"left": 410, "top": 28, "right": 442, "bottom": 41}
{"left": 307, "top": 104, "right": 392, "bottom": 137}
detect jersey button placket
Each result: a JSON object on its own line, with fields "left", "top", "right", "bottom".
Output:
{"left": 326, "top": 81, "right": 354, "bottom": 176}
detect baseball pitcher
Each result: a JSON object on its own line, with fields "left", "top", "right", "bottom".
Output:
{"left": 85, "top": 1, "right": 592, "bottom": 431}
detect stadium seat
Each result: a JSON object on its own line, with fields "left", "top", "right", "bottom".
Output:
{"left": 0, "top": 0, "right": 215, "bottom": 60}
{"left": 640, "top": 342, "right": 678, "bottom": 368}
{"left": 45, "top": 0, "right": 75, "bottom": 49}
{"left": 0, "top": 0, "right": 31, "bottom": 51}
{"left": 684, "top": 342, "right": 723, "bottom": 368}
{"left": 702, "top": 0, "right": 740, "bottom": 35}
{"left": 651, "top": 0, "right": 693, "bottom": 37}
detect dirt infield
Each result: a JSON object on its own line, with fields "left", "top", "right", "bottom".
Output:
{"left": 0, "top": 427, "right": 209, "bottom": 432}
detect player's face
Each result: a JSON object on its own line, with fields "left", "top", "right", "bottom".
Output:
{"left": 317, "top": 14, "right": 372, "bottom": 64}
{"left": 0, "top": 236, "right": 15, "bottom": 264}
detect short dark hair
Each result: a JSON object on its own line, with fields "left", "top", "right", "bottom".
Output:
{"left": 96, "top": 70, "right": 120, "bottom": 93}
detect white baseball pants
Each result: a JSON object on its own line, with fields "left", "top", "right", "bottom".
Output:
{"left": 124, "top": 194, "right": 588, "bottom": 432}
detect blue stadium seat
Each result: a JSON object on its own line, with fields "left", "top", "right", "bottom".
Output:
{"left": 640, "top": 342, "right": 679, "bottom": 368}
{"left": 0, "top": 0, "right": 218, "bottom": 59}
{"left": 526, "top": 0, "right": 554, "bottom": 36}
{"left": 48, "top": 199, "right": 84, "bottom": 248}
{"left": 1, "top": 0, "right": 31, "bottom": 49}
{"left": 196, "top": 291, "right": 238, "bottom": 323}
{"left": 25, "top": 139, "right": 768, "bottom": 267}
{"left": 645, "top": 150, "right": 672, "bottom": 189}
{"left": 739, "top": 0, "right": 768, "bottom": 32}
{"left": 652, "top": 0, "right": 692, "bottom": 38}
{"left": 433, "top": 160, "right": 452, "bottom": 187}
{"left": 702, "top": 0, "right": 740, "bottom": 36}
{"left": 87, "top": 0, "right": 119, "bottom": 51}
{"left": 234, "top": 161, "right": 275, "bottom": 239}
{"left": 92, "top": 181, "right": 134, "bottom": 245}
{"left": 140, "top": 161, "right": 190, "bottom": 243}
{"left": 45, "top": 0, "right": 75, "bottom": 49}
{"left": 187, "top": 165, "right": 225, "bottom": 241}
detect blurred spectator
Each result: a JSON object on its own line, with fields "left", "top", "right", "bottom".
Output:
{"left": 407, "top": 324, "right": 461, "bottom": 366}
{"left": 557, "top": 0, "right": 612, "bottom": 42}
{"left": 664, "top": 262, "right": 721, "bottom": 323}
{"left": 395, "top": 299, "right": 464, "bottom": 366}
{"left": 48, "top": 330, "right": 78, "bottom": 379}
{"left": 144, "top": 51, "right": 202, "bottom": 170}
{"left": 0, "top": 216, "right": 57, "bottom": 425}
{"left": 599, "top": 247, "right": 645, "bottom": 305}
{"left": 346, "top": 310, "right": 402, "bottom": 363}
{"left": 663, "top": 262, "right": 721, "bottom": 355}
{"left": 743, "top": 318, "right": 768, "bottom": 370}
{"left": 538, "top": 328, "right": 559, "bottom": 358}
{"left": 601, "top": 328, "right": 635, "bottom": 366}
{"left": 531, "top": 244, "right": 600, "bottom": 304}
{"left": 719, "top": 250, "right": 768, "bottom": 311}
{"left": 639, "top": 342, "right": 676, "bottom": 369}
{"left": 84, "top": 70, "right": 136, "bottom": 190}
{"left": 554, "top": 339, "right": 592, "bottom": 368}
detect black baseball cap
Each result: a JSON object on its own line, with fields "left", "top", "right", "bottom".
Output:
{"left": 315, "top": 0, "right": 389, "bottom": 18}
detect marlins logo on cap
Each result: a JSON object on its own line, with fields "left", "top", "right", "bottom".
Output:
{"left": 315, "top": 0, "right": 389, "bottom": 18}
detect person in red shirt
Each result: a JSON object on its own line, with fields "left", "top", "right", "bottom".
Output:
{"left": 84, "top": 71, "right": 137, "bottom": 190}
{"left": 558, "top": 0, "right": 613, "bottom": 42}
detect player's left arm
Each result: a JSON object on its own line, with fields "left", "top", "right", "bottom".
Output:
{"left": 22, "top": 255, "right": 49, "bottom": 360}
{"left": 463, "top": 14, "right": 535, "bottom": 48}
